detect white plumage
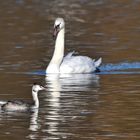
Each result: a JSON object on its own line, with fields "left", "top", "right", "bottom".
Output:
{"left": 60, "top": 52, "right": 102, "bottom": 73}
{"left": 46, "top": 18, "right": 102, "bottom": 74}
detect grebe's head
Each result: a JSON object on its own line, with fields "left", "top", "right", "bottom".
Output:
{"left": 32, "top": 83, "right": 45, "bottom": 93}
{"left": 53, "top": 18, "right": 65, "bottom": 39}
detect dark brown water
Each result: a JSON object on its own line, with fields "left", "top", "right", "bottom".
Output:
{"left": 0, "top": 0, "right": 140, "bottom": 140}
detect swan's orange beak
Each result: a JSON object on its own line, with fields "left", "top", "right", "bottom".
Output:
{"left": 53, "top": 25, "right": 60, "bottom": 40}
{"left": 53, "top": 28, "right": 58, "bottom": 40}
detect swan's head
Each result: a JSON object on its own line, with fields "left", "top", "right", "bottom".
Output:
{"left": 32, "top": 83, "right": 45, "bottom": 93}
{"left": 53, "top": 18, "right": 65, "bottom": 39}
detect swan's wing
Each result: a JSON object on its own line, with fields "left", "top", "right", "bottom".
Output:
{"left": 60, "top": 53, "right": 97, "bottom": 73}
{"left": 64, "top": 51, "right": 77, "bottom": 59}
{"left": 64, "top": 52, "right": 102, "bottom": 67}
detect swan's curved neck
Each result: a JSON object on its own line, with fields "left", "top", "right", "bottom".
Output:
{"left": 47, "top": 28, "right": 65, "bottom": 73}
{"left": 32, "top": 91, "right": 39, "bottom": 108}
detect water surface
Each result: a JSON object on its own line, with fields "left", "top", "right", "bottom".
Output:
{"left": 0, "top": 0, "right": 140, "bottom": 140}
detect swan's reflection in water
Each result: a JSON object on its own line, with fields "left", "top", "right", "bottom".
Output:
{"left": 46, "top": 74, "right": 100, "bottom": 91}
{"left": 44, "top": 74, "right": 100, "bottom": 139}
{"left": 44, "top": 74, "right": 61, "bottom": 138}
{"left": 29, "top": 109, "right": 39, "bottom": 131}
{"left": 28, "top": 109, "right": 40, "bottom": 139}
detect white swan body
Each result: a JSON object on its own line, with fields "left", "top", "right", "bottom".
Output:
{"left": 1, "top": 83, "right": 45, "bottom": 112}
{"left": 46, "top": 18, "right": 102, "bottom": 74}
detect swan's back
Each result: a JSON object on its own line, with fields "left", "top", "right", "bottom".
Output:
{"left": 60, "top": 52, "right": 99, "bottom": 73}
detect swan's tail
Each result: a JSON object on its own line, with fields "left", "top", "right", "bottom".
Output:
{"left": 95, "top": 58, "right": 102, "bottom": 68}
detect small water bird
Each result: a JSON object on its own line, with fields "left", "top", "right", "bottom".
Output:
{"left": 1, "top": 83, "right": 45, "bottom": 112}
{"left": 46, "top": 18, "right": 102, "bottom": 74}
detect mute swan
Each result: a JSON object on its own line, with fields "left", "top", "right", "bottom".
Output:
{"left": 1, "top": 83, "right": 45, "bottom": 112}
{"left": 46, "top": 18, "right": 102, "bottom": 74}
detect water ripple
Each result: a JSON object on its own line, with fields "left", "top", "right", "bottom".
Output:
{"left": 26, "top": 62, "right": 140, "bottom": 76}
{"left": 100, "top": 62, "right": 140, "bottom": 72}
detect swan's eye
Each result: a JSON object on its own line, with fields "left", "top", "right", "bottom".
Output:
{"left": 55, "top": 24, "right": 61, "bottom": 29}
{"left": 56, "top": 25, "right": 59, "bottom": 28}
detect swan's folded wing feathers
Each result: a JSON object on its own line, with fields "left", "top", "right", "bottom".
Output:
{"left": 61, "top": 55, "right": 96, "bottom": 73}
{"left": 64, "top": 51, "right": 77, "bottom": 59}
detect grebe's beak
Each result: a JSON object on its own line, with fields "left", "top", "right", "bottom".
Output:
{"left": 33, "top": 83, "right": 47, "bottom": 91}
{"left": 40, "top": 85, "right": 46, "bottom": 90}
